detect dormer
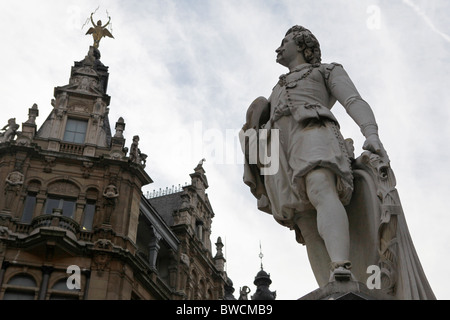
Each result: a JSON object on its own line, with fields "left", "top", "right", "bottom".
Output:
{"left": 34, "top": 46, "right": 114, "bottom": 158}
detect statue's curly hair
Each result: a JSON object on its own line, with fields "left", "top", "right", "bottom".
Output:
{"left": 285, "top": 26, "right": 322, "bottom": 64}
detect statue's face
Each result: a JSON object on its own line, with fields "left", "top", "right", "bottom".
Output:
{"left": 275, "top": 33, "right": 300, "bottom": 67}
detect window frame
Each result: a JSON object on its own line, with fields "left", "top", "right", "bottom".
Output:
{"left": 2, "top": 274, "right": 39, "bottom": 300}
{"left": 44, "top": 196, "right": 77, "bottom": 219}
{"left": 81, "top": 200, "right": 96, "bottom": 231}
{"left": 21, "top": 193, "right": 37, "bottom": 223}
{"left": 48, "top": 278, "right": 81, "bottom": 300}
{"left": 63, "top": 118, "right": 88, "bottom": 144}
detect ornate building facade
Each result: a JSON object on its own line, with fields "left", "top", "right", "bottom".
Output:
{"left": 0, "top": 46, "right": 228, "bottom": 300}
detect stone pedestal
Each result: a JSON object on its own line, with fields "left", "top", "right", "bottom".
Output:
{"left": 299, "top": 280, "right": 394, "bottom": 300}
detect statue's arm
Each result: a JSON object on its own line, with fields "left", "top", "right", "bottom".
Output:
{"left": 103, "top": 16, "right": 111, "bottom": 28}
{"left": 328, "top": 65, "right": 389, "bottom": 161}
{"left": 90, "top": 13, "right": 95, "bottom": 26}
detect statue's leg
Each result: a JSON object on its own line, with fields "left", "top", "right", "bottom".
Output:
{"left": 304, "top": 168, "right": 351, "bottom": 268}
{"left": 295, "top": 210, "right": 331, "bottom": 287}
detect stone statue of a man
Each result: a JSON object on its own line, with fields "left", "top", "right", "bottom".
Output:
{"left": 241, "top": 26, "right": 389, "bottom": 286}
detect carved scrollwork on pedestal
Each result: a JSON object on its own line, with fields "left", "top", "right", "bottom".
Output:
{"left": 358, "top": 151, "right": 399, "bottom": 295}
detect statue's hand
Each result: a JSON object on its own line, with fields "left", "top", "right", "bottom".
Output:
{"left": 363, "top": 134, "right": 390, "bottom": 163}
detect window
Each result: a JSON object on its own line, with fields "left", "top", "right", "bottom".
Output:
{"left": 82, "top": 200, "right": 96, "bottom": 231}
{"left": 44, "top": 197, "right": 76, "bottom": 219}
{"left": 63, "top": 119, "right": 88, "bottom": 144}
{"left": 3, "top": 274, "right": 38, "bottom": 300}
{"left": 196, "top": 220, "right": 204, "bottom": 241}
{"left": 49, "top": 279, "right": 80, "bottom": 300}
{"left": 21, "top": 194, "right": 37, "bottom": 223}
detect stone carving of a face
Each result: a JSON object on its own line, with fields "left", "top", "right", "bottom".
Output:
{"left": 275, "top": 32, "right": 300, "bottom": 67}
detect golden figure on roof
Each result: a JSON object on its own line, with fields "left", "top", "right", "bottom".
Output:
{"left": 85, "top": 11, "right": 114, "bottom": 48}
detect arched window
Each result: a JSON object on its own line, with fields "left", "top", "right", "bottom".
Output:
{"left": 21, "top": 193, "right": 37, "bottom": 223}
{"left": 82, "top": 188, "right": 98, "bottom": 231}
{"left": 48, "top": 278, "right": 80, "bottom": 300}
{"left": 21, "top": 180, "right": 41, "bottom": 223}
{"left": 45, "top": 181, "right": 80, "bottom": 219}
{"left": 3, "top": 274, "right": 38, "bottom": 300}
{"left": 81, "top": 200, "right": 96, "bottom": 231}
{"left": 44, "top": 196, "right": 77, "bottom": 219}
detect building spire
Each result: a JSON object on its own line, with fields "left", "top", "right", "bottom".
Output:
{"left": 251, "top": 243, "right": 277, "bottom": 300}
{"left": 259, "top": 241, "right": 264, "bottom": 271}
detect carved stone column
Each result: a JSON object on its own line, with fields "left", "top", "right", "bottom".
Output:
{"left": 148, "top": 227, "right": 162, "bottom": 269}
{"left": 35, "top": 193, "right": 47, "bottom": 217}
{"left": 168, "top": 249, "right": 178, "bottom": 290}
{"left": 38, "top": 266, "right": 54, "bottom": 300}
{"left": 0, "top": 261, "right": 10, "bottom": 289}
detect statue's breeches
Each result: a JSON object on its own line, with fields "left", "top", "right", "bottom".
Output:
{"left": 264, "top": 116, "right": 354, "bottom": 228}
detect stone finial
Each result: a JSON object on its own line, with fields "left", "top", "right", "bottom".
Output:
{"left": 26, "top": 104, "right": 39, "bottom": 124}
{"left": 214, "top": 237, "right": 224, "bottom": 259}
{"left": 114, "top": 117, "right": 125, "bottom": 138}
{"left": 214, "top": 237, "right": 226, "bottom": 272}
{"left": 190, "top": 159, "right": 209, "bottom": 191}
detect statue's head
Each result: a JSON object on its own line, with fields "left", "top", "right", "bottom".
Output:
{"left": 284, "top": 25, "right": 322, "bottom": 64}
{"left": 97, "top": 20, "right": 102, "bottom": 26}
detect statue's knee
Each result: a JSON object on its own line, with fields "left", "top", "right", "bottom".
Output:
{"left": 305, "top": 168, "right": 337, "bottom": 204}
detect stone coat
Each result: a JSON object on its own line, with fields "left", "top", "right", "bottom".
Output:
{"left": 245, "top": 62, "right": 370, "bottom": 234}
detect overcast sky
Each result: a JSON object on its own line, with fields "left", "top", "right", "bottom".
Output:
{"left": 1, "top": 0, "right": 449, "bottom": 300}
